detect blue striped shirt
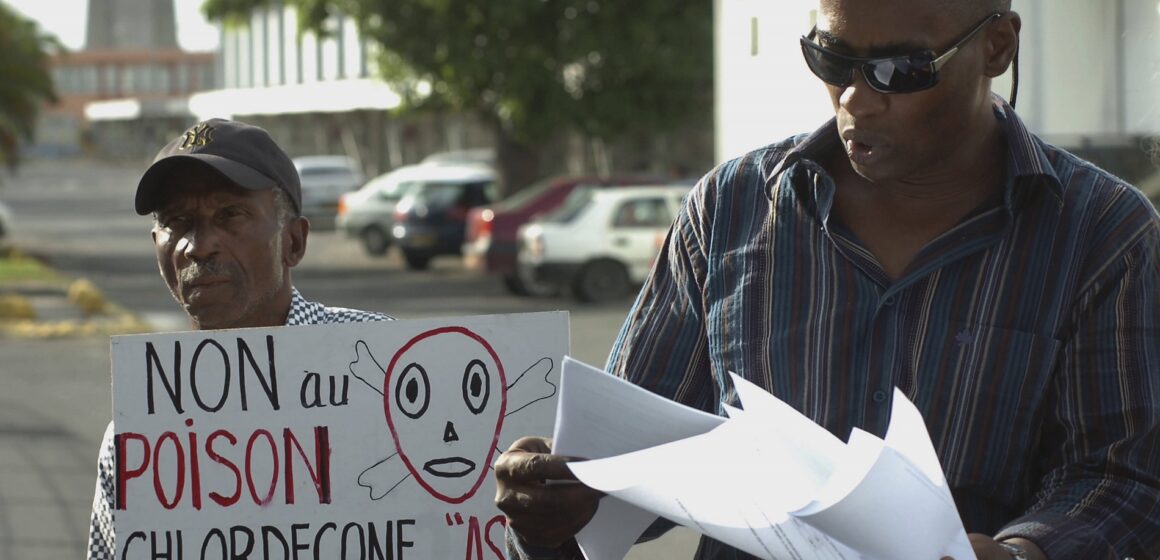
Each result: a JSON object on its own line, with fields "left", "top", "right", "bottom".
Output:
{"left": 603, "top": 100, "right": 1160, "bottom": 560}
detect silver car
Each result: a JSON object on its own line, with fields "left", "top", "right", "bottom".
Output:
{"left": 293, "top": 155, "right": 365, "bottom": 229}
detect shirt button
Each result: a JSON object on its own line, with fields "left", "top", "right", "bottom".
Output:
{"left": 882, "top": 295, "right": 897, "bottom": 306}
{"left": 872, "top": 390, "right": 887, "bottom": 403}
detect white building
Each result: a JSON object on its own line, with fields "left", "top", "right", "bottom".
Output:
{"left": 715, "top": 0, "right": 1160, "bottom": 166}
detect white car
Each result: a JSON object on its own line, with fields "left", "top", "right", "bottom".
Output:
{"left": 293, "top": 156, "right": 365, "bottom": 228}
{"left": 517, "top": 184, "right": 691, "bottom": 302}
{"left": 337, "top": 162, "right": 496, "bottom": 257}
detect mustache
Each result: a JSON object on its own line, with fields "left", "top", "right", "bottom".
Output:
{"left": 179, "top": 260, "right": 232, "bottom": 285}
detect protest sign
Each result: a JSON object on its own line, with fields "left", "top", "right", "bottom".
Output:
{"left": 110, "top": 311, "right": 568, "bottom": 559}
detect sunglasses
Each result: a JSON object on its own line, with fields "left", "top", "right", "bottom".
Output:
{"left": 800, "top": 12, "right": 1002, "bottom": 94}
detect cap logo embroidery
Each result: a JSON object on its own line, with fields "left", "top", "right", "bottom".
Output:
{"left": 178, "top": 122, "right": 215, "bottom": 150}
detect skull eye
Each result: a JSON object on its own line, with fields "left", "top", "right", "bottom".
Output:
{"left": 462, "top": 359, "right": 490, "bottom": 415}
{"left": 395, "top": 362, "right": 430, "bottom": 419}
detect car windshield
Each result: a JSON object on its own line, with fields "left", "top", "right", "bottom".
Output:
{"left": 541, "top": 187, "right": 593, "bottom": 223}
{"left": 363, "top": 176, "right": 414, "bottom": 201}
{"left": 494, "top": 178, "right": 556, "bottom": 212}
{"left": 413, "top": 180, "right": 493, "bottom": 208}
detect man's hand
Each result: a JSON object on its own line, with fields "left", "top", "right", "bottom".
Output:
{"left": 494, "top": 436, "right": 603, "bottom": 548}
{"left": 940, "top": 534, "right": 1045, "bottom": 560}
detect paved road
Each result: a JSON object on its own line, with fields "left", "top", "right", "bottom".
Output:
{"left": 0, "top": 159, "right": 697, "bottom": 558}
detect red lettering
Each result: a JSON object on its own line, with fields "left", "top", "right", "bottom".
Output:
{"left": 465, "top": 516, "right": 484, "bottom": 560}
{"left": 206, "top": 430, "right": 241, "bottom": 507}
{"left": 119, "top": 425, "right": 327, "bottom": 511}
{"left": 283, "top": 426, "right": 332, "bottom": 505}
{"left": 115, "top": 432, "right": 151, "bottom": 510}
{"left": 245, "top": 429, "right": 278, "bottom": 506}
{"left": 152, "top": 432, "right": 185, "bottom": 509}
{"left": 187, "top": 427, "right": 202, "bottom": 510}
{"left": 484, "top": 515, "right": 507, "bottom": 559}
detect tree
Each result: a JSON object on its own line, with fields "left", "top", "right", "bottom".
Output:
{"left": 0, "top": 2, "right": 59, "bottom": 172}
{"left": 202, "top": 0, "right": 712, "bottom": 193}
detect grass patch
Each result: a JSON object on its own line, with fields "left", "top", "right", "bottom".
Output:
{"left": 0, "top": 255, "right": 60, "bottom": 284}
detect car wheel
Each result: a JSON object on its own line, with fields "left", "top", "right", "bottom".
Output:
{"left": 360, "top": 226, "right": 391, "bottom": 256}
{"left": 503, "top": 271, "right": 559, "bottom": 298}
{"left": 402, "top": 250, "right": 432, "bottom": 270}
{"left": 572, "top": 259, "right": 630, "bottom": 302}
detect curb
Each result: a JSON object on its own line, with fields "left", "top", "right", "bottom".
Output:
{"left": 0, "top": 256, "right": 153, "bottom": 338}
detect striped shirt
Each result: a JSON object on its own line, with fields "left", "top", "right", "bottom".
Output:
{"left": 601, "top": 100, "right": 1160, "bottom": 560}
{"left": 87, "top": 288, "right": 392, "bottom": 560}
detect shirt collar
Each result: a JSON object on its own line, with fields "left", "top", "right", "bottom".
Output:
{"left": 992, "top": 97, "right": 1064, "bottom": 209}
{"left": 762, "top": 96, "right": 1065, "bottom": 212}
{"left": 285, "top": 287, "right": 307, "bottom": 326}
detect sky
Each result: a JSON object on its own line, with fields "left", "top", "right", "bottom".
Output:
{"left": 4, "top": 0, "right": 220, "bottom": 51}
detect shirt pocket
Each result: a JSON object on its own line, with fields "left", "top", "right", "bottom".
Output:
{"left": 918, "top": 321, "right": 1062, "bottom": 503}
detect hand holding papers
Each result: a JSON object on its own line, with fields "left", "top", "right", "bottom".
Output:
{"left": 553, "top": 358, "right": 974, "bottom": 560}
{"left": 550, "top": 358, "right": 725, "bottom": 559}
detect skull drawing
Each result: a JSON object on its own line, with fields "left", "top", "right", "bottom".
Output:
{"left": 383, "top": 327, "right": 507, "bottom": 503}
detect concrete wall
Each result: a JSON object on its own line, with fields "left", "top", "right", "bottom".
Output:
{"left": 713, "top": 0, "right": 831, "bottom": 163}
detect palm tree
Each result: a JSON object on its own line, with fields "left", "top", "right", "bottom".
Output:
{"left": 0, "top": 2, "right": 59, "bottom": 172}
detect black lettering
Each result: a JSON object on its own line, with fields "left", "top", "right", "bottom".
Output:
{"left": 368, "top": 520, "right": 389, "bottom": 560}
{"left": 238, "top": 336, "right": 279, "bottom": 411}
{"left": 149, "top": 529, "right": 181, "bottom": 559}
{"left": 329, "top": 375, "right": 350, "bottom": 406}
{"left": 300, "top": 372, "right": 324, "bottom": 409}
{"left": 191, "top": 339, "right": 230, "bottom": 412}
{"left": 146, "top": 341, "right": 183, "bottom": 414}
{"left": 291, "top": 523, "right": 310, "bottom": 559}
{"left": 312, "top": 523, "right": 337, "bottom": 560}
{"left": 121, "top": 531, "right": 146, "bottom": 560}
{"left": 397, "top": 520, "right": 415, "bottom": 559}
{"left": 262, "top": 526, "right": 289, "bottom": 559}
{"left": 230, "top": 526, "right": 255, "bottom": 560}
{"left": 202, "top": 529, "right": 227, "bottom": 560}
{"left": 340, "top": 522, "right": 366, "bottom": 560}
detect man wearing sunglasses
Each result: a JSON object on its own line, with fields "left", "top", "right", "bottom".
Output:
{"left": 496, "top": 1, "right": 1160, "bottom": 559}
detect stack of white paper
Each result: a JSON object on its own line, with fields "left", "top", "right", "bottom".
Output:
{"left": 551, "top": 357, "right": 974, "bottom": 560}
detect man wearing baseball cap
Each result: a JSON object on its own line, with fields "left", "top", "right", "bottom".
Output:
{"left": 86, "top": 119, "right": 392, "bottom": 559}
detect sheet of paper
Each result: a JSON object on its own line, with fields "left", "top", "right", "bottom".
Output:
{"left": 763, "top": 387, "right": 971, "bottom": 559}
{"left": 551, "top": 357, "right": 725, "bottom": 560}
{"left": 568, "top": 417, "right": 858, "bottom": 559}
{"left": 559, "top": 360, "right": 972, "bottom": 560}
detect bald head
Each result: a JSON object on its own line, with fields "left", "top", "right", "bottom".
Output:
{"left": 939, "top": 0, "right": 1012, "bottom": 24}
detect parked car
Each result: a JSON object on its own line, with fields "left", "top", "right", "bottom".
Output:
{"left": 293, "top": 156, "right": 365, "bottom": 228}
{"left": 517, "top": 184, "right": 691, "bottom": 302}
{"left": 337, "top": 164, "right": 435, "bottom": 256}
{"left": 388, "top": 163, "right": 498, "bottom": 270}
{"left": 462, "top": 175, "right": 665, "bottom": 296}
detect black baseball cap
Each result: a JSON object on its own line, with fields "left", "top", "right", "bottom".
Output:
{"left": 134, "top": 118, "right": 302, "bottom": 215}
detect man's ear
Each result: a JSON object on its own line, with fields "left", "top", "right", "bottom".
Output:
{"left": 283, "top": 215, "right": 309, "bottom": 267}
{"left": 983, "top": 11, "right": 1021, "bottom": 78}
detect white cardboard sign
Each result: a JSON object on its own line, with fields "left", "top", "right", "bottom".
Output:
{"left": 110, "top": 311, "right": 568, "bottom": 559}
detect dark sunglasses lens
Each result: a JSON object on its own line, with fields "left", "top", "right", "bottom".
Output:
{"left": 801, "top": 42, "right": 853, "bottom": 86}
{"left": 864, "top": 55, "right": 936, "bottom": 92}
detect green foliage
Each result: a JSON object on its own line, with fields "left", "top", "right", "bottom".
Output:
{"left": 0, "top": 2, "right": 59, "bottom": 170}
{"left": 0, "top": 254, "right": 58, "bottom": 283}
{"left": 202, "top": 0, "right": 712, "bottom": 145}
